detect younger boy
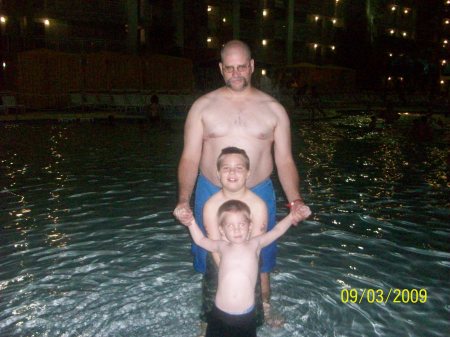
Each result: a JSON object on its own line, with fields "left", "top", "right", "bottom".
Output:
{"left": 181, "top": 199, "right": 305, "bottom": 337}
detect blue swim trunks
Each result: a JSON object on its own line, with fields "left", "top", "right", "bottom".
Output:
{"left": 192, "top": 174, "right": 277, "bottom": 273}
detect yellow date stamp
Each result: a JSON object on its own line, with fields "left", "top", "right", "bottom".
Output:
{"left": 340, "top": 288, "right": 427, "bottom": 304}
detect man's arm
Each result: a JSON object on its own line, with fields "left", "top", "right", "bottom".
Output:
{"left": 273, "top": 104, "right": 311, "bottom": 222}
{"left": 173, "top": 102, "right": 204, "bottom": 223}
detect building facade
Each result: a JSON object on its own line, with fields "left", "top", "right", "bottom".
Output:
{"left": 0, "top": 0, "right": 448, "bottom": 92}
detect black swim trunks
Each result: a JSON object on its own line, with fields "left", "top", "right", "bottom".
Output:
{"left": 205, "top": 304, "right": 257, "bottom": 337}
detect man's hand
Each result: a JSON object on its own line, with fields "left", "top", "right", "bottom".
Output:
{"left": 290, "top": 200, "right": 311, "bottom": 225}
{"left": 173, "top": 202, "right": 194, "bottom": 226}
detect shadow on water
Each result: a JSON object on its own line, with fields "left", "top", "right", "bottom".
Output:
{"left": 0, "top": 116, "right": 449, "bottom": 337}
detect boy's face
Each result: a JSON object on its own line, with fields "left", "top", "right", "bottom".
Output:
{"left": 219, "top": 211, "right": 251, "bottom": 243}
{"left": 217, "top": 154, "right": 250, "bottom": 192}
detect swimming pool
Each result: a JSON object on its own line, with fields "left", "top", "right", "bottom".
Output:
{"left": 0, "top": 116, "right": 448, "bottom": 337}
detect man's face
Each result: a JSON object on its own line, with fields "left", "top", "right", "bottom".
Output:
{"left": 219, "top": 47, "right": 254, "bottom": 92}
{"left": 217, "top": 153, "right": 249, "bottom": 192}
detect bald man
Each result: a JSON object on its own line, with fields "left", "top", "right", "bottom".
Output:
{"left": 174, "top": 40, "right": 310, "bottom": 327}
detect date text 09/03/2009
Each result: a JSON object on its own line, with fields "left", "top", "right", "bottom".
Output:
{"left": 340, "top": 288, "right": 427, "bottom": 304}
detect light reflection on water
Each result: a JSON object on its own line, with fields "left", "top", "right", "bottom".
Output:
{"left": 0, "top": 117, "right": 449, "bottom": 337}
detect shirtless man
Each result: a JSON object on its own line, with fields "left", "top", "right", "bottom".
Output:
{"left": 174, "top": 39, "right": 310, "bottom": 318}
{"left": 180, "top": 199, "right": 304, "bottom": 337}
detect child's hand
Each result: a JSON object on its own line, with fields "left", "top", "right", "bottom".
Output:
{"left": 290, "top": 203, "right": 311, "bottom": 225}
{"left": 174, "top": 205, "right": 194, "bottom": 227}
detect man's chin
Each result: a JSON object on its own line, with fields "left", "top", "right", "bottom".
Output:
{"left": 226, "top": 79, "right": 249, "bottom": 91}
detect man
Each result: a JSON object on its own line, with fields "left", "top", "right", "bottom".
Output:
{"left": 174, "top": 39, "right": 310, "bottom": 323}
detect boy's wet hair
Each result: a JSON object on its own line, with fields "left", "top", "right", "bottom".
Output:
{"left": 217, "top": 146, "right": 250, "bottom": 170}
{"left": 218, "top": 199, "right": 251, "bottom": 227}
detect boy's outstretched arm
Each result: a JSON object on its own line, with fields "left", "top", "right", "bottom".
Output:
{"left": 257, "top": 213, "right": 295, "bottom": 249}
{"left": 182, "top": 219, "right": 221, "bottom": 254}
{"left": 257, "top": 206, "right": 311, "bottom": 248}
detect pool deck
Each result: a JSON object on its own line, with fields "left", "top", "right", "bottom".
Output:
{"left": 0, "top": 103, "right": 448, "bottom": 123}
{"left": 0, "top": 111, "right": 148, "bottom": 123}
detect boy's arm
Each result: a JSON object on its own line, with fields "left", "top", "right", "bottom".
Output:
{"left": 257, "top": 206, "right": 310, "bottom": 248}
{"left": 184, "top": 219, "right": 221, "bottom": 253}
{"left": 203, "top": 201, "right": 222, "bottom": 266}
{"left": 257, "top": 213, "right": 294, "bottom": 249}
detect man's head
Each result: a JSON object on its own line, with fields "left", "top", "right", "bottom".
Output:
{"left": 216, "top": 147, "right": 250, "bottom": 192}
{"left": 217, "top": 199, "right": 252, "bottom": 242}
{"left": 219, "top": 40, "right": 254, "bottom": 92}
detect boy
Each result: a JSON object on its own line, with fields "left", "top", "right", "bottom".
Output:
{"left": 181, "top": 199, "right": 305, "bottom": 337}
{"left": 201, "top": 147, "right": 269, "bottom": 326}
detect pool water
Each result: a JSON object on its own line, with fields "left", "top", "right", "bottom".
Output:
{"left": 0, "top": 116, "right": 448, "bottom": 337}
